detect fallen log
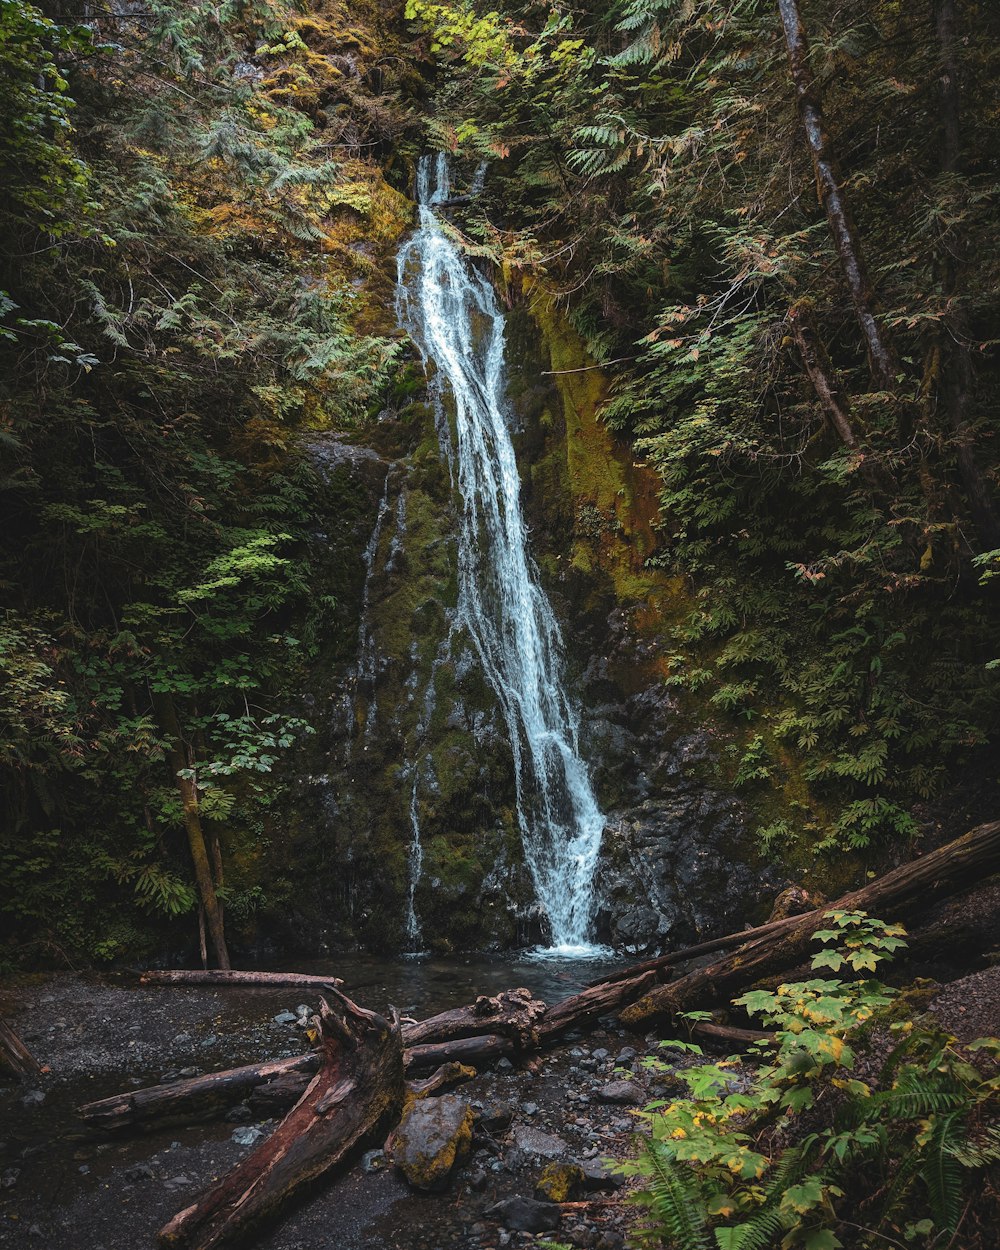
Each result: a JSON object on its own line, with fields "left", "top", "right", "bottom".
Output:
{"left": 537, "top": 971, "right": 658, "bottom": 1043}
{"left": 81, "top": 1035, "right": 516, "bottom": 1133}
{"left": 139, "top": 970, "right": 343, "bottom": 989}
{"left": 0, "top": 1018, "right": 42, "bottom": 1079}
{"left": 401, "top": 988, "right": 547, "bottom": 1049}
{"left": 404, "top": 1032, "right": 515, "bottom": 1074}
{"left": 585, "top": 916, "right": 805, "bottom": 989}
{"left": 687, "top": 1021, "right": 778, "bottom": 1050}
{"left": 621, "top": 819, "right": 1000, "bottom": 1029}
{"left": 158, "top": 988, "right": 403, "bottom": 1250}
{"left": 79, "top": 1054, "right": 320, "bottom": 1132}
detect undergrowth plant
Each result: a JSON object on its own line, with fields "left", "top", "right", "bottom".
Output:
{"left": 621, "top": 911, "right": 1000, "bottom": 1250}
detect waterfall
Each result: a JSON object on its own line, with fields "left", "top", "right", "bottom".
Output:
{"left": 397, "top": 154, "right": 606, "bottom": 952}
{"left": 355, "top": 475, "right": 391, "bottom": 741}
{"left": 404, "top": 769, "right": 425, "bottom": 949}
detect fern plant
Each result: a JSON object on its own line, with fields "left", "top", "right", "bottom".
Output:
{"left": 621, "top": 912, "right": 1000, "bottom": 1249}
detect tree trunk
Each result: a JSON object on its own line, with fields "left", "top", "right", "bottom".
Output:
{"left": 537, "top": 971, "right": 658, "bottom": 1043}
{"left": 152, "top": 691, "right": 230, "bottom": 970}
{"left": 933, "top": 0, "right": 1000, "bottom": 546}
{"left": 157, "top": 989, "right": 403, "bottom": 1250}
{"left": 621, "top": 819, "right": 1000, "bottom": 1029}
{"left": 776, "top": 0, "right": 897, "bottom": 390}
{"left": 139, "top": 970, "right": 343, "bottom": 989}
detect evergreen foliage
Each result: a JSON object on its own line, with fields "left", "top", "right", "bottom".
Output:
{"left": 0, "top": 0, "right": 412, "bottom": 965}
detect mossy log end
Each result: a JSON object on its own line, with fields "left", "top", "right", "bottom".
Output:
{"left": 156, "top": 988, "right": 403, "bottom": 1250}
{"left": 621, "top": 819, "right": 1000, "bottom": 1030}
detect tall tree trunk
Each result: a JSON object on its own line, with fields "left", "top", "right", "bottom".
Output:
{"left": 933, "top": 0, "right": 1000, "bottom": 546}
{"left": 152, "top": 691, "right": 231, "bottom": 970}
{"left": 776, "top": 0, "right": 897, "bottom": 390}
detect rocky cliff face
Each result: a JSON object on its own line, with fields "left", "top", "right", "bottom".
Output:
{"left": 278, "top": 269, "right": 781, "bottom": 957}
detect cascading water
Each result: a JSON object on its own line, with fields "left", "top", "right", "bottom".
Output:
{"left": 397, "top": 154, "right": 606, "bottom": 953}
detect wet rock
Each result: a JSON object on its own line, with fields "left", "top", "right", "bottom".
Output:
{"left": 505, "top": 1125, "right": 570, "bottom": 1170}
{"left": 580, "top": 1159, "right": 624, "bottom": 1190}
{"left": 478, "top": 1101, "right": 514, "bottom": 1132}
{"left": 535, "top": 1161, "right": 585, "bottom": 1202}
{"left": 486, "top": 1196, "right": 561, "bottom": 1233}
{"left": 231, "top": 1125, "right": 266, "bottom": 1147}
{"left": 388, "top": 1094, "right": 475, "bottom": 1191}
{"left": 124, "top": 1164, "right": 156, "bottom": 1183}
{"left": 598, "top": 792, "right": 780, "bottom": 953}
{"left": 597, "top": 1080, "right": 643, "bottom": 1105}
{"left": 272, "top": 1011, "right": 297, "bottom": 1025}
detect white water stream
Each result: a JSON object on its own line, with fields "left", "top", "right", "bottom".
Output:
{"left": 397, "top": 154, "right": 605, "bottom": 952}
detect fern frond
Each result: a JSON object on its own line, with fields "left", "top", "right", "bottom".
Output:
{"left": 634, "top": 1144, "right": 713, "bottom": 1250}
{"left": 924, "top": 1111, "right": 966, "bottom": 1234}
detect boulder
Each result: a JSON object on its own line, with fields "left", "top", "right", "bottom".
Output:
{"left": 388, "top": 1094, "right": 474, "bottom": 1191}
{"left": 535, "top": 1161, "right": 585, "bottom": 1202}
{"left": 506, "top": 1125, "right": 570, "bottom": 1163}
{"left": 596, "top": 1080, "right": 643, "bottom": 1106}
{"left": 486, "top": 1196, "right": 561, "bottom": 1233}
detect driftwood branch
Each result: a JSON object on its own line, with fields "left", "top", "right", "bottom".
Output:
{"left": 157, "top": 988, "right": 403, "bottom": 1250}
{"left": 139, "top": 970, "right": 343, "bottom": 989}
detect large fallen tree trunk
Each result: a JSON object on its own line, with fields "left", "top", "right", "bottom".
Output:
{"left": 157, "top": 988, "right": 402, "bottom": 1250}
{"left": 585, "top": 916, "right": 806, "bottom": 989}
{"left": 621, "top": 819, "right": 1000, "bottom": 1029}
{"left": 139, "top": 970, "right": 343, "bottom": 989}
{"left": 80, "top": 1054, "right": 320, "bottom": 1132}
{"left": 537, "top": 971, "right": 658, "bottom": 1043}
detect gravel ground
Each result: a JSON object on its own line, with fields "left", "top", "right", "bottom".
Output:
{"left": 930, "top": 963, "right": 1000, "bottom": 1042}
{"left": 5, "top": 958, "right": 994, "bottom": 1250}
{"left": 0, "top": 972, "right": 668, "bottom": 1250}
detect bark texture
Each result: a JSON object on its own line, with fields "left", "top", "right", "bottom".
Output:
{"left": 777, "top": 0, "right": 896, "bottom": 389}
{"left": 157, "top": 989, "right": 403, "bottom": 1250}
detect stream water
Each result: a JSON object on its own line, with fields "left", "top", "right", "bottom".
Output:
{"left": 397, "top": 154, "right": 606, "bottom": 953}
